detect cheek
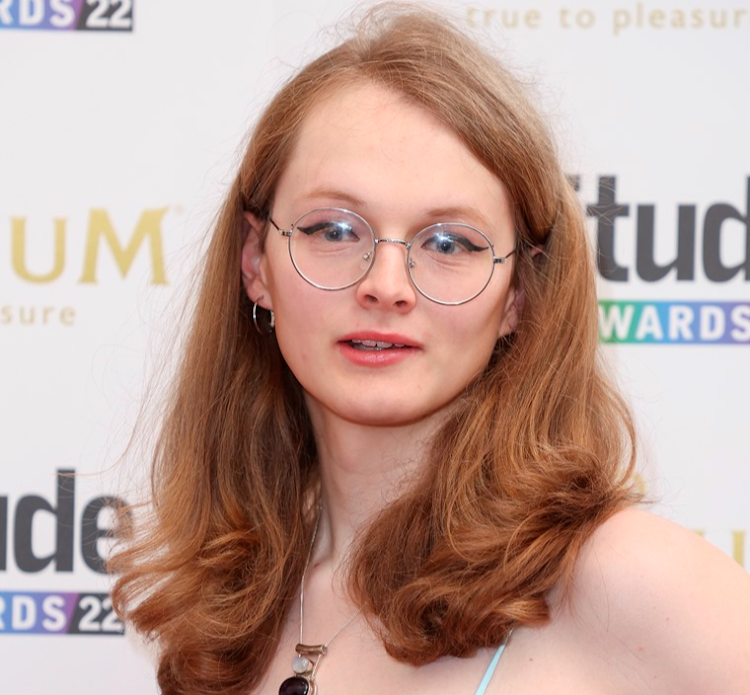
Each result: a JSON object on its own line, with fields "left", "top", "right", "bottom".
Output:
{"left": 273, "top": 295, "right": 315, "bottom": 360}
{"left": 269, "top": 279, "right": 339, "bottom": 378}
{"left": 453, "top": 290, "right": 508, "bottom": 338}
{"left": 261, "top": 256, "right": 315, "bottom": 363}
{"left": 455, "top": 302, "right": 509, "bottom": 363}
{"left": 428, "top": 306, "right": 500, "bottom": 377}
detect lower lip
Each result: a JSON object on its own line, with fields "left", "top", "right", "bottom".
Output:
{"left": 338, "top": 342, "right": 417, "bottom": 367}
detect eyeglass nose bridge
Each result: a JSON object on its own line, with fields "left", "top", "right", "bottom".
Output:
{"left": 374, "top": 237, "right": 411, "bottom": 249}
{"left": 362, "top": 237, "right": 416, "bottom": 269}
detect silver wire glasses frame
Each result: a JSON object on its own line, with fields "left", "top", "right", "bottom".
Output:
{"left": 267, "top": 206, "right": 516, "bottom": 306}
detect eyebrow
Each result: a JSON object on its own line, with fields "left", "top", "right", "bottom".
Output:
{"left": 421, "top": 205, "right": 493, "bottom": 231}
{"left": 299, "top": 188, "right": 495, "bottom": 230}
{"left": 299, "top": 187, "right": 367, "bottom": 208}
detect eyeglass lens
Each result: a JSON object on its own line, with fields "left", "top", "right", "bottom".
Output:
{"left": 287, "top": 207, "right": 498, "bottom": 304}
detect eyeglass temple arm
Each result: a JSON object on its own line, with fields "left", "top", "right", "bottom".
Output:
{"left": 267, "top": 216, "right": 292, "bottom": 237}
{"left": 493, "top": 249, "right": 517, "bottom": 264}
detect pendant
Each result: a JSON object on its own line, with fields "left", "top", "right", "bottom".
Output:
{"left": 278, "top": 643, "right": 327, "bottom": 695}
{"left": 279, "top": 675, "right": 314, "bottom": 695}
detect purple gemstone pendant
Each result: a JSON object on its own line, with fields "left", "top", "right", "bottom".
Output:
{"left": 279, "top": 675, "right": 314, "bottom": 695}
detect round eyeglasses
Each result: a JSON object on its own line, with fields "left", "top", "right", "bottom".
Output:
{"left": 268, "top": 207, "right": 515, "bottom": 306}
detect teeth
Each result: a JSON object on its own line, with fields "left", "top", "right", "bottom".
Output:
{"left": 350, "top": 339, "right": 406, "bottom": 349}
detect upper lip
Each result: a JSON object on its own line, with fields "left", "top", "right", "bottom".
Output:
{"left": 339, "top": 332, "right": 421, "bottom": 348}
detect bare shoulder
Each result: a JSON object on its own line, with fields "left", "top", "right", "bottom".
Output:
{"left": 563, "top": 507, "right": 750, "bottom": 695}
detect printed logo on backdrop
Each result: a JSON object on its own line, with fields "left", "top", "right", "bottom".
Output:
{"left": 0, "top": 470, "right": 128, "bottom": 636}
{"left": 465, "top": 5, "right": 750, "bottom": 36}
{"left": 577, "top": 176, "right": 750, "bottom": 345}
{"left": 2, "top": 207, "right": 169, "bottom": 327}
{"left": 460, "top": 7, "right": 749, "bottom": 346}
{"left": 0, "top": 0, "right": 133, "bottom": 31}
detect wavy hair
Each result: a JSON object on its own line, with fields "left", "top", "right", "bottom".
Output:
{"left": 111, "top": 4, "right": 639, "bottom": 694}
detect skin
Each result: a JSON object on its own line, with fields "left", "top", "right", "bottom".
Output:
{"left": 243, "top": 83, "right": 518, "bottom": 553}
{"left": 241, "top": 84, "right": 750, "bottom": 694}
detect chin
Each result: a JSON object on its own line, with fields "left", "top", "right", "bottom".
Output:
{"left": 342, "top": 400, "right": 458, "bottom": 430}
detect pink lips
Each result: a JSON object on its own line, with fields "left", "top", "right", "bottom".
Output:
{"left": 338, "top": 332, "right": 420, "bottom": 366}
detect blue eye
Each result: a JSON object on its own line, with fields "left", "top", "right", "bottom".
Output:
{"left": 298, "top": 221, "right": 359, "bottom": 242}
{"left": 421, "top": 231, "right": 484, "bottom": 255}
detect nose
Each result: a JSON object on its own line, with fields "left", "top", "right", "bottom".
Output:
{"left": 355, "top": 238, "right": 417, "bottom": 310}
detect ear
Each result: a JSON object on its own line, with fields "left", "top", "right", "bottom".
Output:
{"left": 498, "top": 244, "right": 543, "bottom": 338}
{"left": 498, "top": 285, "right": 522, "bottom": 339}
{"left": 241, "top": 212, "right": 272, "bottom": 310}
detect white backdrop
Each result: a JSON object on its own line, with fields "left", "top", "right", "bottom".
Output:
{"left": 1, "top": 1, "right": 748, "bottom": 692}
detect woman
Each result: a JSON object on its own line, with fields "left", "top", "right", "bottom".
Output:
{"left": 111, "top": 4, "right": 750, "bottom": 695}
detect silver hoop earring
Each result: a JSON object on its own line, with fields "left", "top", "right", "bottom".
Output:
{"left": 253, "top": 301, "right": 275, "bottom": 335}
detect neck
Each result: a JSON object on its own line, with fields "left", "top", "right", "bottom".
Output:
{"left": 305, "top": 400, "right": 446, "bottom": 568}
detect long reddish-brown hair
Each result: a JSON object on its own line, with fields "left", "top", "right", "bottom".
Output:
{"left": 111, "top": 4, "right": 639, "bottom": 694}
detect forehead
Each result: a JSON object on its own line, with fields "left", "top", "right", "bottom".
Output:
{"left": 274, "top": 83, "right": 513, "bottom": 234}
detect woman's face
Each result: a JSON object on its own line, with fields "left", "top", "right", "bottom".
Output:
{"left": 243, "top": 83, "right": 518, "bottom": 431}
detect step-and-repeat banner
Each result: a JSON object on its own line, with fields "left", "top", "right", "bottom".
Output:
{"left": 1, "top": 1, "right": 748, "bottom": 692}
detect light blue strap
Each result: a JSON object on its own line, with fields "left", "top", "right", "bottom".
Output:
{"left": 473, "top": 641, "right": 508, "bottom": 695}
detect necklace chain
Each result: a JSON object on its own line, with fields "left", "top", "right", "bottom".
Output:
{"left": 279, "top": 504, "right": 361, "bottom": 695}
{"left": 299, "top": 504, "right": 361, "bottom": 647}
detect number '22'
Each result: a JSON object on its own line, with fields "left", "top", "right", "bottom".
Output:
{"left": 86, "top": 0, "right": 133, "bottom": 30}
